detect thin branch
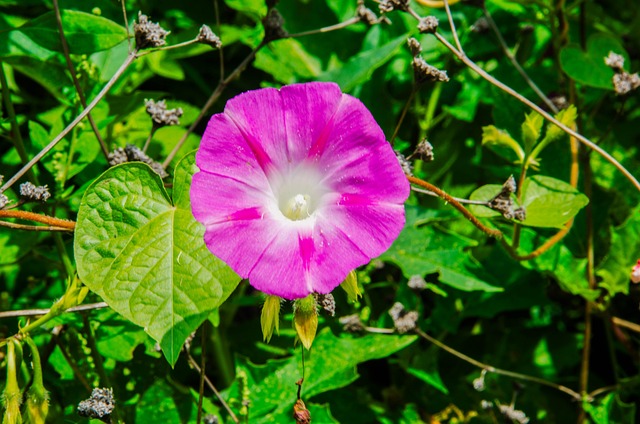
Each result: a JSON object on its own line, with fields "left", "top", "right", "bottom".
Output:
{"left": 287, "top": 17, "right": 360, "bottom": 38}
{"left": 579, "top": 146, "right": 597, "bottom": 406}
{"left": 136, "top": 38, "right": 200, "bottom": 57}
{"left": 0, "top": 209, "right": 76, "bottom": 230}
{"left": 413, "top": 328, "right": 584, "bottom": 401}
{"left": 442, "top": 0, "right": 463, "bottom": 52}
{"left": 186, "top": 349, "right": 239, "bottom": 423}
{"left": 196, "top": 326, "right": 207, "bottom": 424}
{"left": 390, "top": 87, "right": 417, "bottom": 146}
{"left": 142, "top": 126, "right": 158, "bottom": 153}
{"left": 411, "top": 186, "right": 489, "bottom": 205}
{"left": 0, "top": 302, "right": 108, "bottom": 319}
{"left": 407, "top": 175, "right": 503, "bottom": 238}
{"left": 611, "top": 317, "right": 640, "bottom": 333}
{"left": 54, "top": 334, "right": 93, "bottom": 393}
{"left": 0, "top": 220, "right": 71, "bottom": 232}
{"left": 501, "top": 218, "right": 573, "bottom": 261}
{"left": 0, "top": 52, "right": 138, "bottom": 194}
{"left": 53, "top": 0, "right": 110, "bottom": 160}
{"left": 588, "top": 385, "right": 617, "bottom": 399}
{"left": 121, "top": 0, "right": 132, "bottom": 53}
{"left": 428, "top": 30, "right": 640, "bottom": 192}
{"left": 482, "top": 6, "right": 558, "bottom": 113}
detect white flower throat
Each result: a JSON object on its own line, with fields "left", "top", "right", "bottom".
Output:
{"left": 270, "top": 164, "right": 330, "bottom": 222}
{"left": 284, "top": 194, "right": 312, "bottom": 220}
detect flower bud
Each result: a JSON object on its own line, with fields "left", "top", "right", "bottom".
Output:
{"left": 24, "top": 337, "right": 49, "bottom": 424}
{"left": 260, "top": 295, "right": 281, "bottom": 343}
{"left": 55, "top": 277, "right": 89, "bottom": 312}
{"left": 293, "top": 399, "right": 311, "bottom": 424}
{"left": 2, "top": 340, "right": 23, "bottom": 424}
{"left": 293, "top": 295, "right": 318, "bottom": 350}
{"left": 340, "top": 270, "right": 361, "bottom": 303}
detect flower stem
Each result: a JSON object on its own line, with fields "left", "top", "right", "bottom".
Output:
{"left": 482, "top": 5, "right": 558, "bottom": 113}
{"left": 411, "top": 186, "right": 489, "bottom": 205}
{"left": 407, "top": 175, "right": 503, "bottom": 238}
{"left": 0, "top": 209, "right": 75, "bottom": 230}
{"left": 390, "top": 87, "right": 417, "bottom": 146}
{"left": 286, "top": 17, "right": 360, "bottom": 39}
{"left": 186, "top": 344, "right": 239, "bottom": 423}
{"left": 413, "top": 328, "right": 583, "bottom": 401}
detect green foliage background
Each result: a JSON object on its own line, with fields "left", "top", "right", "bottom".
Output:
{"left": 1, "top": 0, "right": 639, "bottom": 423}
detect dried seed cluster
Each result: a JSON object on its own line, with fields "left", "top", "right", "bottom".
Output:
{"left": 108, "top": 145, "right": 168, "bottom": 178}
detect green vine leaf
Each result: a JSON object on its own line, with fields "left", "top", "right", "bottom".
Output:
{"left": 74, "top": 153, "right": 240, "bottom": 365}
{"left": 520, "top": 175, "right": 589, "bottom": 228}
{"left": 559, "top": 34, "right": 629, "bottom": 89}
{"left": 596, "top": 207, "right": 640, "bottom": 297}
{"left": 380, "top": 222, "right": 503, "bottom": 292}
{"left": 521, "top": 111, "right": 544, "bottom": 154}
{"left": 481, "top": 125, "right": 525, "bottom": 163}
{"left": 19, "top": 10, "right": 127, "bottom": 54}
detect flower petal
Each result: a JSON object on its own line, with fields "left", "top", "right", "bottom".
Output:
{"left": 247, "top": 223, "right": 315, "bottom": 299}
{"left": 224, "top": 87, "right": 288, "bottom": 174}
{"left": 312, "top": 95, "right": 410, "bottom": 203}
{"left": 280, "top": 82, "right": 344, "bottom": 163}
{"left": 195, "top": 113, "right": 271, "bottom": 194}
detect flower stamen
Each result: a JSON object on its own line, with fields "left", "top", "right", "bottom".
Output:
{"left": 284, "top": 194, "right": 312, "bottom": 220}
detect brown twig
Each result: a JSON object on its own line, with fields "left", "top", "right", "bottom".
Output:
{"left": 411, "top": 327, "right": 583, "bottom": 401}
{"left": 0, "top": 221, "right": 71, "bottom": 232}
{"left": 502, "top": 218, "right": 574, "bottom": 261}
{"left": 611, "top": 317, "right": 640, "bottom": 333}
{"left": 0, "top": 209, "right": 75, "bottom": 230}
{"left": 407, "top": 175, "right": 503, "bottom": 238}
{"left": 482, "top": 6, "right": 558, "bottom": 113}
{"left": 186, "top": 349, "right": 239, "bottom": 423}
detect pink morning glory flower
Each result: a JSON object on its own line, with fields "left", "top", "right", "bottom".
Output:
{"left": 190, "top": 82, "right": 409, "bottom": 300}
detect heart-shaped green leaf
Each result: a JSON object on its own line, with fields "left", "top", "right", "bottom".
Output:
{"left": 520, "top": 175, "right": 589, "bottom": 228}
{"left": 559, "top": 34, "right": 629, "bottom": 89}
{"left": 74, "top": 153, "right": 240, "bottom": 365}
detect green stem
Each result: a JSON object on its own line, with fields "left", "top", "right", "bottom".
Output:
{"left": 210, "top": 324, "right": 234, "bottom": 388}
{"left": 53, "top": 232, "right": 74, "bottom": 279}
{"left": 23, "top": 336, "right": 44, "bottom": 386}
{"left": 423, "top": 82, "right": 443, "bottom": 133}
